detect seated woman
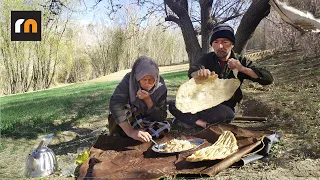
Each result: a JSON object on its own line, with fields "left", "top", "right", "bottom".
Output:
{"left": 108, "top": 56, "right": 170, "bottom": 143}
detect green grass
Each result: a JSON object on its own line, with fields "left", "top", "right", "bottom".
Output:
{"left": 0, "top": 71, "right": 188, "bottom": 140}
{"left": 0, "top": 81, "right": 119, "bottom": 139}
{"left": 161, "top": 70, "right": 189, "bottom": 81}
{"left": 162, "top": 71, "right": 189, "bottom": 98}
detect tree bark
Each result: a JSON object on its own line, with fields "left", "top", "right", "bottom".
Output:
{"left": 179, "top": 14, "right": 203, "bottom": 66}
{"left": 164, "top": 0, "right": 202, "bottom": 66}
{"left": 234, "top": 0, "right": 271, "bottom": 54}
{"left": 200, "top": 0, "right": 214, "bottom": 54}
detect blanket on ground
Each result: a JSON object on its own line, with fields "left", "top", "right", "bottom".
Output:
{"left": 78, "top": 124, "right": 273, "bottom": 179}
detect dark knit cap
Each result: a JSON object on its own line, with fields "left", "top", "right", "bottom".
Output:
{"left": 210, "top": 23, "right": 235, "bottom": 45}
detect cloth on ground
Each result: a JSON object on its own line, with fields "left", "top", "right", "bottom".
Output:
{"left": 78, "top": 124, "right": 273, "bottom": 180}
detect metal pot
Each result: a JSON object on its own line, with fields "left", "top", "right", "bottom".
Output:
{"left": 25, "top": 134, "right": 58, "bottom": 178}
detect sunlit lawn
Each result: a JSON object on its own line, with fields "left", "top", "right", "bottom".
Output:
{"left": 0, "top": 71, "right": 188, "bottom": 141}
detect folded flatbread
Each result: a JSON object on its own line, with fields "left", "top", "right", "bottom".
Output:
{"left": 176, "top": 75, "right": 240, "bottom": 114}
{"left": 186, "top": 131, "right": 238, "bottom": 162}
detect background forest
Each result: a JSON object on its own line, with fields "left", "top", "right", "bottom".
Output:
{"left": 0, "top": 0, "right": 319, "bottom": 96}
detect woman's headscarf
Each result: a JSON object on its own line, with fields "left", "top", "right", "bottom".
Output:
{"left": 129, "top": 56, "right": 165, "bottom": 114}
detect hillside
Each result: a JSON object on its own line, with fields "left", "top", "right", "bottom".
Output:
{"left": 241, "top": 49, "right": 319, "bottom": 156}
{"left": 216, "top": 49, "right": 320, "bottom": 179}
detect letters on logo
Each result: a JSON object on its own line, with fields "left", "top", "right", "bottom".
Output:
{"left": 11, "top": 11, "right": 41, "bottom": 41}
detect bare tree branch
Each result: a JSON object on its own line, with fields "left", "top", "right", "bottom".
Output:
{"left": 165, "top": 15, "right": 180, "bottom": 25}
{"left": 93, "top": 0, "right": 251, "bottom": 63}
{"left": 218, "top": 13, "right": 244, "bottom": 24}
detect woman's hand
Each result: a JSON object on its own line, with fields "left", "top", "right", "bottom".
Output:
{"left": 137, "top": 89, "right": 154, "bottom": 109}
{"left": 119, "top": 121, "right": 152, "bottom": 143}
{"left": 129, "top": 129, "right": 152, "bottom": 142}
{"left": 136, "top": 89, "right": 150, "bottom": 100}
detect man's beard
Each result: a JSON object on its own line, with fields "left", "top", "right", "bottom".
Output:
{"left": 216, "top": 49, "right": 228, "bottom": 59}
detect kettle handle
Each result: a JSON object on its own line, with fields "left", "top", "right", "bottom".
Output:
{"left": 43, "top": 133, "right": 54, "bottom": 147}
{"left": 36, "top": 134, "right": 54, "bottom": 151}
{"left": 35, "top": 140, "right": 44, "bottom": 152}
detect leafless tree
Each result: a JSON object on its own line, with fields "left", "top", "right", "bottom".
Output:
{"left": 93, "top": 0, "right": 250, "bottom": 65}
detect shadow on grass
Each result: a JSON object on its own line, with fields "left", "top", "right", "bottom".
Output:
{"left": 48, "top": 135, "right": 98, "bottom": 155}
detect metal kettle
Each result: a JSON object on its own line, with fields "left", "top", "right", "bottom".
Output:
{"left": 25, "top": 134, "right": 58, "bottom": 178}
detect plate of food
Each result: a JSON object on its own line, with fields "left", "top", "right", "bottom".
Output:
{"left": 152, "top": 138, "right": 205, "bottom": 153}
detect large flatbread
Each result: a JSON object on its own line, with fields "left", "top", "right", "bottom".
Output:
{"left": 176, "top": 74, "right": 240, "bottom": 114}
{"left": 186, "top": 131, "right": 238, "bottom": 162}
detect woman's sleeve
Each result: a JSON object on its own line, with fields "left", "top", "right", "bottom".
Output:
{"left": 238, "top": 57, "right": 274, "bottom": 85}
{"left": 109, "top": 73, "right": 130, "bottom": 124}
{"left": 144, "top": 92, "right": 168, "bottom": 122}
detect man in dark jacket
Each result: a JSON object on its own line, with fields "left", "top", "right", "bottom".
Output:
{"left": 169, "top": 23, "right": 273, "bottom": 128}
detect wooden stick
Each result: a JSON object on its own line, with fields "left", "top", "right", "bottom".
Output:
{"left": 233, "top": 116, "right": 267, "bottom": 122}
{"left": 202, "top": 141, "right": 262, "bottom": 177}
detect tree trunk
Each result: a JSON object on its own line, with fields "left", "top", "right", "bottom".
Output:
{"left": 234, "top": 0, "right": 271, "bottom": 54}
{"left": 200, "top": 0, "right": 214, "bottom": 55}
{"left": 164, "top": 0, "right": 202, "bottom": 66}
{"left": 179, "top": 14, "right": 202, "bottom": 66}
